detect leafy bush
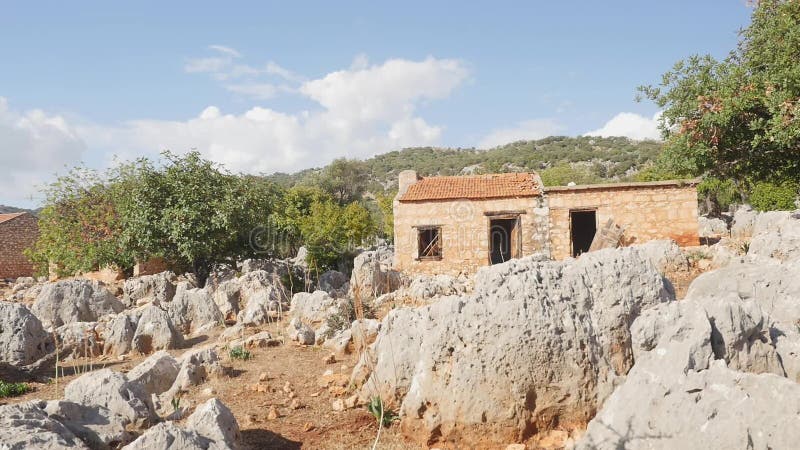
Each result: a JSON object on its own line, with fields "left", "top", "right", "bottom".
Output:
{"left": 0, "top": 381, "right": 31, "bottom": 398}
{"left": 749, "top": 181, "right": 799, "bottom": 211}
{"left": 229, "top": 346, "right": 252, "bottom": 361}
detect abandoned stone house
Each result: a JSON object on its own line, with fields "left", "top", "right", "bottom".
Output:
{"left": 393, "top": 170, "right": 699, "bottom": 276}
{"left": 0, "top": 212, "right": 39, "bottom": 279}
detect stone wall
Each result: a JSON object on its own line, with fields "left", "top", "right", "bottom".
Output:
{"left": 0, "top": 213, "right": 39, "bottom": 279}
{"left": 547, "top": 181, "right": 699, "bottom": 260}
{"left": 394, "top": 196, "right": 549, "bottom": 276}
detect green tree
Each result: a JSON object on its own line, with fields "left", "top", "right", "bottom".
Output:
{"left": 298, "top": 199, "right": 375, "bottom": 271}
{"left": 115, "top": 151, "right": 275, "bottom": 285}
{"left": 316, "top": 158, "right": 369, "bottom": 205}
{"left": 749, "top": 181, "right": 799, "bottom": 211}
{"left": 538, "top": 165, "right": 600, "bottom": 186}
{"left": 639, "top": 0, "right": 800, "bottom": 183}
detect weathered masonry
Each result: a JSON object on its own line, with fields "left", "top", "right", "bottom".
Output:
{"left": 393, "top": 170, "right": 699, "bottom": 277}
{"left": 0, "top": 212, "right": 39, "bottom": 279}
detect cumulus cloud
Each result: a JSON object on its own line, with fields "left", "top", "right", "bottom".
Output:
{"left": 0, "top": 97, "right": 87, "bottom": 205}
{"left": 478, "top": 119, "right": 566, "bottom": 148}
{"left": 584, "top": 112, "right": 662, "bottom": 141}
{"left": 79, "top": 55, "right": 469, "bottom": 176}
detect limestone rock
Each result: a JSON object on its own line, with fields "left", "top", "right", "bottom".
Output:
{"left": 576, "top": 361, "right": 800, "bottom": 450}
{"left": 289, "top": 290, "right": 342, "bottom": 325}
{"left": 355, "top": 246, "right": 672, "bottom": 445}
{"left": 748, "top": 210, "right": 800, "bottom": 262}
{"left": 212, "top": 279, "right": 241, "bottom": 321}
{"left": 32, "top": 280, "right": 124, "bottom": 329}
{"left": 697, "top": 215, "right": 728, "bottom": 238}
{"left": 132, "top": 305, "right": 183, "bottom": 354}
{"left": 121, "top": 422, "right": 214, "bottom": 450}
{"left": 40, "top": 400, "right": 135, "bottom": 449}
{"left": 0, "top": 300, "right": 53, "bottom": 366}
{"left": 166, "top": 282, "right": 224, "bottom": 334}
{"left": 287, "top": 318, "right": 315, "bottom": 345}
{"left": 55, "top": 321, "right": 101, "bottom": 360}
{"left": 731, "top": 204, "right": 758, "bottom": 238}
{"left": 349, "top": 246, "right": 404, "bottom": 298}
{"left": 159, "top": 347, "right": 224, "bottom": 410}
{"left": 64, "top": 368, "right": 154, "bottom": 428}
{"left": 350, "top": 318, "right": 380, "bottom": 350}
{"left": 185, "top": 398, "right": 240, "bottom": 448}
{"left": 317, "top": 270, "right": 348, "bottom": 296}
{"left": 101, "top": 313, "right": 137, "bottom": 356}
{"left": 122, "top": 271, "right": 176, "bottom": 307}
{"left": 627, "top": 239, "right": 689, "bottom": 272}
{"left": 236, "top": 271, "right": 287, "bottom": 326}
{"left": 407, "top": 274, "right": 471, "bottom": 301}
{"left": 0, "top": 401, "right": 90, "bottom": 449}
{"left": 127, "top": 350, "right": 181, "bottom": 396}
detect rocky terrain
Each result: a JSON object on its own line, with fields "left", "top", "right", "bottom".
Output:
{"left": 0, "top": 205, "right": 798, "bottom": 449}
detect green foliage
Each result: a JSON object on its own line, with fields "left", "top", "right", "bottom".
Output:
{"left": 315, "top": 158, "right": 369, "bottom": 204}
{"left": 639, "top": 0, "right": 800, "bottom": 183}
{"left": 366, "top": 396, "right": 399, "bottom": 427}
{"left": 749, "top": 181, "right": 799, "bottom": 211}
{"left": 27, "top": 166, "right": 134, "bottom": 277}
{"left": 697, "top": 177, "right": 741, "bottom": 215}
{"left": 0, "top": 380, "right": 31, "bottom": 398}
{"left": 228, "top": 346, "right": 252, "bottom": 361}
{"left": 538, "top": 164, "right": 601, "bottom": 186}
{"left": 374, "top": 191, "right": 395, "bottom": 242}
{"left": 325, "top": 297, "right": 376, "bottom": 338}
{"left": 298, "top": 199, "right": 375, "bottom": 271}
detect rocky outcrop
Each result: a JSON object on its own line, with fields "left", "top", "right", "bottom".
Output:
{"left": 353, "top": 247, "right": 672, "bottom": 446}
{"left": 123, "top": 398, "right": 238, "bottom": 450}
{"left": 317, "top": 270, "right": 349, "bottom": 297}
{"left": 349, "top": 246, "right": 404, "bottom": 298}
{"left": 166, "top": 282, "right": 224, "bottom": 334}
{"left": 731, "top": 204, "right": 758, "bottom": 238}
{"left": 0, "top": 402, "right": 90, "bottom": 449}
{"left": 0, "top": 301, "right": 53, "bottom": 366}
{"left": 289, "top": 290, "right": 343, "bottom": 325}
{"left": 698, "top": 215, "right": 729, "bottom": 238}
{"left": 122, "top": 272, "right": 176, "bottom": 307}
{"left": 131, "top": 305, "right": 184, "bottom": 354}
{"left": 55, "top": 321, "right": 101, "bottom": 360}
{"left": 40, "top": 400, "right": 134, "bottom": 449}
{"left": 627, "top": 239, "right": 688, "bottom": 272}
{"left": 406, "top": 274, "right": 471, "bottom": 301}
{"left": 747, "top": 210, "right": 800, "bottom": 262}
{"left": 32, "top": 280, "right": 124, "bottom": 329}
{"left": 158, "top": 347, "right": 224, "bottom": 411}
{"left": 64, "top": 369, "right": 155, "bottom": 429}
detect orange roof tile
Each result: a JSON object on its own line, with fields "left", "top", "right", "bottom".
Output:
{"left": 399, "top": 172, "right": 541, "bottom": 202}
{"left": 0, "top": 212, "right": 26, "bottom": 224}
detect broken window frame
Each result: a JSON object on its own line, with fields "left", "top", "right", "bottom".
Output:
{"left": 416, "top": 226, "right": 442, "bottom": 260}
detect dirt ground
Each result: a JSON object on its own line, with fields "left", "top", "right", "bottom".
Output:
{"left": 3, "top": 321, "right": 419, "bottom": 450}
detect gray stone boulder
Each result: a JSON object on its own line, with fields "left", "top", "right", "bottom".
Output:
{"left": 127, "top": 350, "right": 181, "bottom": 396}
{"left": 0, "top": 402, "right": 90, "bottom": 449}
{"left": 407, "top": 274, "right": 471, "bottom": 301}
{"left": 698, "top": 215, "right": 728, "bottom": 238}
{"left": 64, "top": 369, "right": 155, "bottom": 429}
{"left": 132, "top": 305, "right": 184, "bottom": 355}
{"left": 40, "top": 400, "right": 135, "bottom": 449}
{"left": 185, "top": 398, "right": 240, "bottom": 448}
{"left": 748, "top": 210, "right": 800, "bottom": 262}
{"left": 349, "top": 246, "right": 404, "bottom": 298}
{"left": 354, "top": 246, "right": 672, "bottom": 445}
{"left": 627, "top": 239, "right": 689, "bottom": 272}
{"left": 212, "top": 279, "right": 241, "bottom": 322}
{"left": 731, "top": 204, "right": 759, "bottom": 238}
{"left": 101, "top": 313, "right": 137, "bottom": 356}
{"left": 121, "top": 422, "right": 214, "bottom": 450}
{"left": 236, "top": 283, "right": 286, "bottom": 325}
{"left": 55, "top": 321, "right": 101, "bottom": 360}
{"left": 289, "top": 290, "right": 343, "bottom": 325}
{"left": 166, "top": 282, "right": 224, "bottom": 334}
{"left": 317, "top": 270, "right": 349, "bottom": 296}
{"left": 0, "top": 301, "right": 53, "bottom": 366}
{"left": 286, "top": 318, "right": 316, "bottom": 345}
{"left": 32, "top": 280, "right": 124, "bottom": 329}
{"left": 159, "top": 347, "right": 224, "bottom": 411}
{"left": 122, "top": 271, "right": 176, "bottom": 307}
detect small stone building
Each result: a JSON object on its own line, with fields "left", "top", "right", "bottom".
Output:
{"left": 0, "top": 212, "right": 39, "bottom": 279}
{"left": 394, "top": 170, "right": 698, "bottom": 276}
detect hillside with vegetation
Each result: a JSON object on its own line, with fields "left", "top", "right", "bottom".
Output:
{"left": 267, "top": 136, "right": 664, "bottom": 193}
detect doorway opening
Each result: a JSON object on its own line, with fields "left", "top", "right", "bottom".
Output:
{"left": 570, "top": 210, "right": 597, "bottom": 257}
{"left": 489, "top": 217, "right": 520, "bottom": 264}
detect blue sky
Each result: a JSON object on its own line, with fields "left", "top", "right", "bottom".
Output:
{"left": 1, "top": 1, "right": 751, "bottom": 207}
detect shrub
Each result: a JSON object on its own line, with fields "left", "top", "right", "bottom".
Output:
{"left": 749, "top": 181, "right": 799, "bottom": 211}
{"left": 366, "top": 396, "right": 399, "bottom": 427}
{"left": 229, "top": 346, "right": 252, "bottom": 361}
{"left": 0, "top": 381, "right": 31, "bottom": 398}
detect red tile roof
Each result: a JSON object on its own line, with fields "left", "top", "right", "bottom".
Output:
{"left": 399, "top": 172, "right": 541, "bottom": 202}
{"left": 0, "top": 212, "right": 26, "bottom": 224}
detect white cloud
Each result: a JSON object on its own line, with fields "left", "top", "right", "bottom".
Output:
{"left": 77, "top": 56, "right": 469, "bottom": 177}
{"left": 584, "top": 112, "right": 662, "bottom": 141}
{"left": 478, "top": 119, "right": 566, "bottom": 148}
{"left": 224, "top": 83, "right": 280, "bottom": 100}
{"left": 0, "top": 97, "right": 87, "bottom": 205}
{"left": 208, "top": 45, "right": 241, "bottom": 58}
